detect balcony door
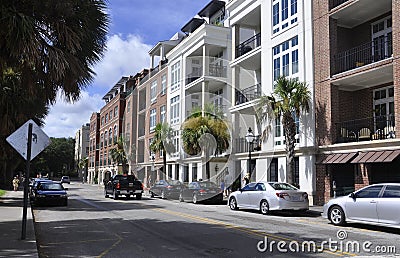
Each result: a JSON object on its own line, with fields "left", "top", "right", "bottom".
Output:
{"left": 371, "top": 16, "right": 392, "bottom": 61}
{"left": 373, "top": 86, "right": 394, "bottom": 136}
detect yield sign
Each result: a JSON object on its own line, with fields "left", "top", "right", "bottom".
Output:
{"left": 6, "top": 119, "right": 50, "bottom": 161}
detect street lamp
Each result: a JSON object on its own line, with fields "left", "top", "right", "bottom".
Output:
{"left": 245, "top": 127, "right": 255, "bottom": 177}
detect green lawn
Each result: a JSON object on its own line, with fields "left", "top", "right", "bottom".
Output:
{"left": 0, "top": 189, "right": 5, "bottom": 197}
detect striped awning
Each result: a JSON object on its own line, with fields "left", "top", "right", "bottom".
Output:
{"left": 350, "top": 150, "right": 400, "bottom": 163}
{"left": 319, "top": 152, "right": 358, "bottom": 164}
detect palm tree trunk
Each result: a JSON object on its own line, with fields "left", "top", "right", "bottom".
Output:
{"left": 163, "top": 151, "right": 167, "bottom": 179}
{"left": 283, "top": 112, "right": 296, "bottom": 184}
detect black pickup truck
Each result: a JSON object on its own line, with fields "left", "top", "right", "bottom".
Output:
{"left": 104, "top": 174, "right": 143, "bottom": 200}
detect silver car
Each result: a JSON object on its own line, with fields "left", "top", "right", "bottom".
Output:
{"left": 322, "top": 183, "right": 400, "bottom": 229}
{"left": 228, "top": 182, "right": 309, "bottom": 215}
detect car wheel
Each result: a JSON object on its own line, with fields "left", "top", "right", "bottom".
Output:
{"left": 179, "top": 193, "right": 184, "bottom": 202}
{"left": 192, "top": 194, "right": 198, "bottom": 204}
{"left": 136, "top": 194, "right": 142, "bottom": 200}
{"left": 229, "top": 197, "right": 238, "bottom": 210}
{"left": 150, "top": 191, "right": 154, "bottom": 198}
{"left": 113, "top": 190, "right": 119, "bottom": 200}
{"left": 161, "top": 191, "right": 165, "bottom": 199}
{"left": 260, "top": 200, "right": 269, "bottom": 215}
{"left": 329, "top": 205, "right": 346, "bottom": 226}
{"left": 104, "top": 189, "right": 109, "bottom": 198}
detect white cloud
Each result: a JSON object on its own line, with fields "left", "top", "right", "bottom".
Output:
{"left": 43, "top": 34, "right": 151, "bottom": 138}
{"left": 92, "top": 34, "right": 152, "bottom": 91}
{"left": 43, "top": 91, "right": 104, "bottom": 138}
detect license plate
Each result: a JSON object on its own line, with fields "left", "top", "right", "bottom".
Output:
{"left": 291, "top": 195, "right": 300, "bottom": 201}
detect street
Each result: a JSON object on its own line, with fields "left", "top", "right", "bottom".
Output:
{"left": 32, "top": 183, "right": 400, "bottom": 258}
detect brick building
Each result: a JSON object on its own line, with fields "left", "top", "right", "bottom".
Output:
{"left": 314, "top": 0, "right": 400, "bottom": 205}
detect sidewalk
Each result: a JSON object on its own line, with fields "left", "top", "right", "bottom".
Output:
{"left": 0, "top": 190, "right": 38, "bottom": 257}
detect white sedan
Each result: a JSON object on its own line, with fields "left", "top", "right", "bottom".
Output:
{"left": 322, "top": 183, "right": 400, "bottom": 229}
{"left": 228, "top": 182, "right": 309, "bottom": 215}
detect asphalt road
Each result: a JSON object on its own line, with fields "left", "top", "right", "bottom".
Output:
{"left": 32, "top": 183, "right": 400, "bottom": 258}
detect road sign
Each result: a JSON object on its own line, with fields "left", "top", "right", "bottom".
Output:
{"left": 6, "top": 119, "right": 50, "bottom": 161}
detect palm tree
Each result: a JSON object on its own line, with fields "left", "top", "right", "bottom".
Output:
{"left": 0, "top": 0, "right": 108, "bottom": 188}
{"left": 256, "top": 76, "right": 311, "bottom": 184}
{"left": 182, "top": 107, "right": 230, "bottom": 179}
{"left": 110, "top": 136, "right": 128, "bottom": 174}
{"left": 149, "top": 123, "right": 174, "bottom": 176}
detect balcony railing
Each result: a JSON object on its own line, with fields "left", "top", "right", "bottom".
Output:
{"left": 336, "top": 115, "right": 395, "bottom": 143}
{"left": 235, "top": 83, "right": 261, "bottom": 105}
{"left": 235, "top": 135, "right": 262, "bottom": 153}
{"left": 334, "top": 36, "right": 392, "bottom": 74}
{"left": 186, "top": 69, "right": 202, "bottom": 84}
{"left": 209, "top": 64, "right": 227, "bottom": 77}
{"left": 236, "top": 33, "right": 261, "bottom": 58}
{"left": 329, "top": 0, "right": 349, "bottom": 10}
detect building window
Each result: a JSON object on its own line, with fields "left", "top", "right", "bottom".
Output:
{"left": 109, "top": 110, "right": 113, "bottom": 120}
{"left": 281, "top": 0, "right": 288, "bottom": 21}
{"left": 150, "top": 108, "right": 156, "bottom": 132}
{"left": 151, "top": 80, "right": 157, "bottom": 103}
{"left": 273, "top": 3, "right": 279, "bottom": 26}
{"left": 104, "top": 131, "right": 108, "bottom": 146}
{"left": 269, "top": 158, "right": 278, "bottom": 182}
{"left": 101, "top": 116, "right": 104, "bottom": 126}
{"left": 294, "top": 157, "right": 299, "bottom": 186}
{"left": 171, "top": 61, "right": 181, "bottom": 92}
{"left": 373, "top": 86, "right": 394, "bottom": 132}
{"left": 161, "top": 74, "right": 167, "bottom": 95}
{"left": 272, "top": 0, "right": 298, "bottom": 34}
{"left": 127, "top": 100, "right": 131, "bottom": 113}
{"left": 272, "top": 35, "right": 299, "bottom": 82}
{"left": 170, "top": 96, "right": 180, "bottom": 125}
{"left": 114, "top": 106, "right": 118, "bottom": 117}
{"left": 160, "top": 105, "right": 166, "bottom": 123}
{"left": 109, "top": 128, "right": 112, "bottom": 145}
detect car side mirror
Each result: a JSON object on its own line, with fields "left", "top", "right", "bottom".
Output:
{"left": 64, "top": 187, "right": 69, "bottom": 191}
{"left": 350, "top": 192, "right": 356, "bottom": 199}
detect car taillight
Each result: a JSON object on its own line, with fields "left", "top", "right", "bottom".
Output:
{"left": 276, "top": 192, "right": 289, "bottom": 199}
{"left": 199, "top": 189, "right": 206, "bottom": 193}
{"left": 116, "top": 183, "right": 120, "bottom": 189}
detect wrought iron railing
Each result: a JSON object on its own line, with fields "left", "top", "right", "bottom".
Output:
{"left": 186, "top": 69, "right": 202, "bottom": 84}
{"left": 329, "top": 0, "right": 349, "bottom": 10}
{"left": 235, "top": 135, "right": 262, "bottom": 153}
{"left": 235, "top": 83, "right": 261, "bottom": 105}
{"left": 336, "top": 115, "right": 395, "bottom": 143}
{"left": 236, "top": 33, "right": 261, "bottom": 58}
{"left": 334, "top": 36, "right": 392, "bottom": 74}
{"left": 209, "top": 64, "right": 227, "bottom": 77}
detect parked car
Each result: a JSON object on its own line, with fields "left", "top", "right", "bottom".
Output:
{"left": 60, "top": 176, "right": 70, "bottom": 184}
{"left": 104, "top": 174, "right": 144, "bottom": 200}
{"left": 322, "top": 183, "right": 400, "bottom": 229}
{"left": 149, "top": 180, "right": 183, "bottom": 199}
{"left": 29, "top": 178, "right": 53, "bottom": 201}
{"left": 31, "top": 181, "right": 68, "bottom": 206}
{"left": 228, "top": 182, "right": 309, "bottom": 215}
{"left": 179, "top": 181, "right": 223, "bottom": 204}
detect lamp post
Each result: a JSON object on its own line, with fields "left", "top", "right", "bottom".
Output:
{"left": 245, "top": 127, "right": 255, "bottom": 177}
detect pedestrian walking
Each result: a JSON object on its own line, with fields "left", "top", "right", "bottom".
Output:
{"left": 243, "top": 172, "right": 250, "bottom": 185}
{"left": 12, "top": 176, "right": 19, "bottom": 191}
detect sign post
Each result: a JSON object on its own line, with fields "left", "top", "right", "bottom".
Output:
{"left": 6, "top": 119, "right": 50, "bottom": 240}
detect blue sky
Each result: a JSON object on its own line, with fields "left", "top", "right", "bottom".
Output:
{"left": 43, "top": 0, "right": 210, "bottom": 138}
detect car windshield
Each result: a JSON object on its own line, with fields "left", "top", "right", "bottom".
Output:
{"left": 198, "top": 182, "right": 217, "bottom": 188}
{"left": 114, "top": 175, "right": 136, "bottom": 181}
{"left": 269, "top": 182, "right": 298, "bottom": 190}
{"left": 39, "top": 183, "right": 64, "bottom": 191}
